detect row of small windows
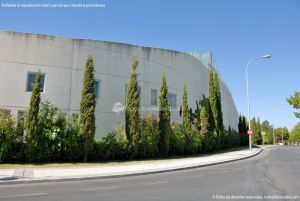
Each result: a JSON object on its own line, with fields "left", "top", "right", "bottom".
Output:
{"left": 25, "top": 72, "right": 177, "bottom": 108}
{"left": 150, "top": 89, "right": 177, "bottom": 108}
{"left": 26, "top": 72, "right": 100, "bottom": 97}
{"left": 125, "top": 85, "right": 177, "bottom": 108}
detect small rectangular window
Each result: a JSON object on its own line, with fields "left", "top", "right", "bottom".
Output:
{"left": 26, "top": 72, "right": 45, "bottom": 92}
{"left": 95, "top": 80, "right": 100, "bottom": 97}
{"left": 168, "top": 93, "right": 177, "bottom": 108}
{"left": 151, "top": 89, "right": 157, "bottom": 105}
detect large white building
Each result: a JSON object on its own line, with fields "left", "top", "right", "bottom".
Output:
{"left": 0, "top": 31, "right": 239, "bottom": 137}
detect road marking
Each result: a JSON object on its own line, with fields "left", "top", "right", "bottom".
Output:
{"left": 82, "top": 187, "right": 117, "bottom": 191}
{"left": 144, "top": 180, "right": 168, "bottom": 185}
{"left": 0, "top": 192, "right": 48, "bottom": 198}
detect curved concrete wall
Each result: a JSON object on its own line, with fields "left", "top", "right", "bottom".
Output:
{"left": 0, "top": 31, "right": 239, "bottom": 137}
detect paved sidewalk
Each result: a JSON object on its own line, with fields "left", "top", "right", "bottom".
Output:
{"left": 0, "top": 146, "right": 267, "bottom": 184}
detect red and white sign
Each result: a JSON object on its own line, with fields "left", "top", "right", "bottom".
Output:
{"left": 247, "top": 130, "right": 253, "bottom": 135}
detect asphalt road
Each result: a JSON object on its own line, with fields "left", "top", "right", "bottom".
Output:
{"left": 0, "top": 146, "right": 299, "bottom": 201}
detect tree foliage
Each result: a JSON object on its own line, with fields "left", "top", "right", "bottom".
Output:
{"left": 274, "top": 127, "right": 289, "bottom": 143}
{"left": 208, "top": 67, "right": 223, "bottom": 138}
{"left": 214, "top": 70, "right": 224, "bottom": 134}
{"left": 182, "top": 83, "right": 191, "bottom": 131}
{"left": 199, "top": 96, "right": 216, "bottom": 151}
{"left": 181, "top": 83, "right": 200, "bottom": 154}
{"left": 158, "top": 72, "right": 171, "bottom": 157}
{"left": 209, "top": 67, "right": 217, "bottom": 134}
{"left": 287, "top": 91, "right": 300, "bottom": 119}
{"left": 80, "top": 56, "right": 96, "bottom": 162}
{"left": 238, "top": 115, "right": 249, "bottom": 145}
{"left": 200, "top": 95, "right": 215, "bottom": 133}
{"left": 125, "top": 57, "right": 140, "bottom": 151}
{"left": 199, "top": 106, "right": 209, "bottom": 137}
{"left": 25, "top": 71, "right": 42, "bottom": 160}
{"left": 260, "top": 120, "right": 273, "bottom": 144}
{"left": 138, "top": 113, "right": 159, "bottom": 158}
{"left": 0, "top": 109, "right": 15, "bottom": 162}
{"left": 290, "top": 123, "right": 300, "bottom": 142}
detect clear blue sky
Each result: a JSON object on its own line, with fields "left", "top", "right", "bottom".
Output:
{"left": 1, "top": 0, "right": 299, "bottom": 130}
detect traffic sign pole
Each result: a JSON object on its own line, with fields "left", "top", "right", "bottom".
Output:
{"left": 247, "top": 130, "right": 253, "bottom": 151}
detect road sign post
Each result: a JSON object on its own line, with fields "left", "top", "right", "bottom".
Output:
{"left": 247, "top": 130, "right": 253, "bottom": 150}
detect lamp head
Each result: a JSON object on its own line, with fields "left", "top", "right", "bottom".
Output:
{"left": 261, "top": 54, "right": 272, "bottom": 59}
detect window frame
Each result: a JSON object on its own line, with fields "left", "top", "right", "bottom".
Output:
{"left": 25, "top": 71, "right": 46, "bottom": 93}
{"left": 167, "top": 93, "right": 177, "bottom": 109}
{"left": 95, "top": 80, "right": 100, "bottom": 98}
{"left": 150, "top": 88, "right": 157, "bottom": 106}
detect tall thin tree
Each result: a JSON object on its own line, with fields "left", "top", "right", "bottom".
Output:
{"left": 80, "top": 55, "right": 96, "bottom": 162}
{"left": 25, "top": 71, "right": 42, "bottom": 151}
{"left": 208, "top": 66, "right": 217, "bottom": 135}
{"left": 214, "top": 70, "right": 224, "bottom": 134}
{"left": 182, "top": 83, "right": 191, "bottom": 131}
{"left": 125, "top": 56, "right": 140, "bottom": 151}
{"left": 200, "top": 95, "right": 215, "bottom": 133}
{"left": 159, "top": 72, "right": 171, "bottom": 157}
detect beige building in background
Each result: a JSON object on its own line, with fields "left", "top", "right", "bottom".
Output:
{"left": 0, "top": 31, "right": 239, "bottom": 138}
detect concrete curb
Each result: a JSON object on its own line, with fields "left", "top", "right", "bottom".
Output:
{"left": 0, "top": 148, "right": 263, "bottom": 185}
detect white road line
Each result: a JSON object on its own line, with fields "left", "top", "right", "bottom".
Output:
{"left": 0, "top": 192, "right": 48, "bottom": 198}
{"left": 144, "top": 181, "right": 168, "bottom": 185}
{"left": 82, "top": 187, "right": 117, "bottom": 191}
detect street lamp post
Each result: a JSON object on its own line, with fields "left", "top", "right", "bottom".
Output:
{"left": 246, "top": 54, "right": 272, "bottom": 151}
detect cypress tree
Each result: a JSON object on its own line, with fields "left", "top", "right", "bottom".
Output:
{"left": 125, "top": 57, "right": 140, "bottom": 151}
{"left": 182, "top": 83, "right": 194, "bottom": 153}
{"left": 238, "top": 115, "right": 242, "bottom": 134}
{"left": 242, "top": 115, "right": 248, "bottom": 133}
{"left": 182, "top": 83, "right": 191, "bottom": 130}
{"left": 214, "top": 70, "right": 224, "bottom": 134}
{"left": 208, "top": 67, "right": 217, "bottom": 135}
{"left": 251, "top": 117, "right": 257, "bottom": 144}
{"left": 25, "top": 71, "right": 42, "bottom": 150}
{"left": 199, "top": 95, "right": 215, "bottom": 151}
{"left": 158, "top": 72, "right": 170, "bottom": 157}
{"left": 199, "top": 106, "right": 209, "bottom": 137}
{"left": 240, "top": 115, "right": 249, "bottom": 145}
{"left": 257, "top": 118, "right": 262, "bottom": 145}
{"left": 200, "top": 95, "right": 215, "bottom": 133}
{"left": 80, "top": 55, "right": 96, "bottom": 162}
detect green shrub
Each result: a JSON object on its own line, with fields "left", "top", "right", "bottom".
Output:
{"left": 92, "top": 124, "right": 129, "bottom": 161}
{"left": 96, "top": 132, "right": 129, "bottom": 161}
{"left": 23, "top": 101, "right": 83, "bottom": 162}
{"left": 100, "top": 133, "right": 120, "bottom": 160}
{"left": 32, "top": 101, "right": 59, "bottom": 162}
{"left": 202, "top": 134, "right": 216, "bottom": 152}
{"left": 0, "top": 108, "right": 15, "bottom": 162}
{"left": 138, "top": 113, "right": 159, "bottom": 159}
{"left": 63, "top": 114, "right": 82, "bottom": 161}
{"left": 169, "top": 123, "right": 185, "bottom": 156}
{"left": 223, "top": 131, "right": 241, "bottom": 149}
{"left": 183, "top": 125, "right": 201, "bottom": 155}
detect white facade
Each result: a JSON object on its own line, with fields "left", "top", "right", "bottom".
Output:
{"left": 0, "top": 31, "right": 239, "bottom": 137}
